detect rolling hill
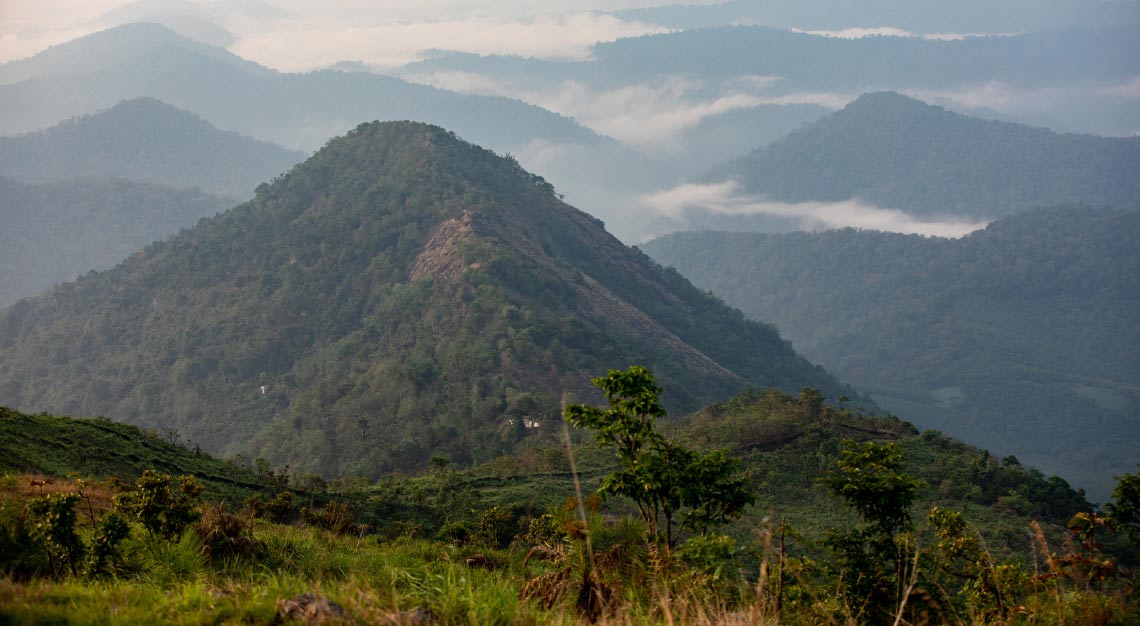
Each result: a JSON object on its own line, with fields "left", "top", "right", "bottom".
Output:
{"left": 0, "top": 122, "right": 857, "bottom": 479}
{"left": 642, "top": 207, "right": 1140, "bottom": 500}
{"left": 710, "top": 92, "right": 1140, "bottom": 221}
{"left": 0, "top": 176, "right": 230, "bottom": 308}
{"left": 0, "top": 97, "right": 305, "bottom": 200}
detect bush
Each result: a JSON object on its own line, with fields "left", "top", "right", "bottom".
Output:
{"left": 87, "top": 510, "right": 130, "bottom": 576}
{"left": 27, "top": 493, "right": 85, "bottom": 577}
{"left": 114, "top": 470, "right": 204, "bottom": 540}
{"left": 196, "top": 503, "right": 261, "bottom": 562}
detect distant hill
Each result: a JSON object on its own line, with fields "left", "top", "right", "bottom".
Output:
{"left": 0, "top": 122, "right": 857, "bottom": 478}
{"left": 711, "top": 92, "right": 1140, "bottom": 220}
{"left": 612, "top": 1, "right": 1140, "bottom": 35}
{"left": 641, "top": 207, "right": 1140, "bottom": 500}
{"left": 590, "top": 25, "right": 1140, "bottom": 90}
{"left": 0, "top": 22, "right": 672, "bottom": 241}
{"left": 0, "top": 23, "right": 605, "bottom": 153}
{"left": 0, "top": 98, "right": 305, "bottom": 200}
{"left": 0, "top": 176, "right": 230, "bottom": 308}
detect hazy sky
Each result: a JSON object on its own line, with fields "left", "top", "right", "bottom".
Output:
{"left": 0, "top": 1, "right": 699, "bottom": 68}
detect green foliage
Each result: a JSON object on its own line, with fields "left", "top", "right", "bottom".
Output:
{"left": 643, "top": 206, "right": 1140, "bottom": 500}
{"left": 0, "top": 407, "right": 270, "bottom": 502}
{"left": 566, "top": 366, "right": 754, "bottom": 546}
{"left": 0, "top": 177, "right": 230, "bottom": 308}
{"left": 821, "top": 441, "right": 925, "bottom": 624}
{"left": 27, "top": 493, "right": 85, "bottom": 577}
{"left": 823, "top": 440, "right": 924, "bottom": 535}
{"left": 0, "top": 122, "right": 851, "bottom": 480}
{"left": 86, "top": 511, "right": 130, "bottom": 576}
{"left": 1105, "top": 465, "right": 1140, "bottom": 544}
{"left": 115, "top": 470, "right": 204, "bottom": 540}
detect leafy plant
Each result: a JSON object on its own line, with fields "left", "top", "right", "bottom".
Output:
{"left": 27, "top": 493, "right": 85, "bottom": 577}
{"left": 565, "top": 366, "right": 754, "bottom": 547}
{"left": 114, "top": 470, "right": 204, "bottom": 540}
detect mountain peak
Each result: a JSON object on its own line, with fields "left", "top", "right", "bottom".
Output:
{"left": 0, "top": 123, "right": 854, "bottom": 476}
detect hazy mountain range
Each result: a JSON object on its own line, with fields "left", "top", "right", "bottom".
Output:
{"left": 702, "top": 92, "right": 1140, "bottom": 220}
{"left": 643, "top": 207, "right": 1140, "bottom": 500}
{"left": 0, "top": 97, "right": 304, "bottom": 201}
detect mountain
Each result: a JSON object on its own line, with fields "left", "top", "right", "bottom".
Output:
{"left": 0, "top": 23, "right": 604, "bottom": 152}
{"left": 0, "top": 22, "right": 673, "bottom": 241}
{"left": 612, "top": 0, "right": 1140, "bottom": 33}
{"left": 711, "top": 92, "right": 1140, "bottom": 220}
{"left": 0, "top": 21, "right": 267, "bottom": 87}
{"left": 0, "top": 177, "right": 230, "bottom": 308}
{"left": 641, "top": 207, "right": 1140, "bottom": 501}
{"left": 0, "top": 122, "right": 857, "bottom": 479}
{"left": 0, "top": 98, "right": 305, "bottom": 200}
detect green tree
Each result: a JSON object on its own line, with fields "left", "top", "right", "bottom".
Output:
{"left": 27, "top": 493, "right": 85, "bottom": 577}
{"left": 114, "top": 470, "right": 204, "bottom": 540}
{"left": 565, "top": 366, "right": 754, "bottom": 547}
{"left": 1105, "top": 464, "right": 1140, "bottom": 544}
{"left": 821, "top": 440, "right": 925, "bottom": 624}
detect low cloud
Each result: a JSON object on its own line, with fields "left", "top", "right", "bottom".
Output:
{"left": 791, "top": 26, "right": 913, "bottom": 39}
{"left": 229, "top": 12, "right": 667, "bottom": 71}
{"left": 403, "top": 72, "right": 849, "bottom": 150}
{"left": 641, "top": 181, "right": 989, "bottom": 238}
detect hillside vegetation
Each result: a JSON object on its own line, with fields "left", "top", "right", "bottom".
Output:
{"left": 0, "top": 176, "right": 230, "bottom": 307}
{"left": 642, "top": 207, "right": 1140, "bottom": 500}
{"left": 0, "top": 122, "right": 855, "bottom": 479}
{"left": 711, "top": 92, "right": 1140, "bottom": 219}
{"left": 2, "top": 380, "right": 1135, "bottom": 625}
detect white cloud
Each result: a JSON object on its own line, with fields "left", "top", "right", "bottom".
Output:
{"left": 229, "top": 12, "right": 668, "bottom": 71}
{"left": 791, "top": 26, "right": 914, "bottom": 39}
{"left": 641, "top": 181, "right": 988, "bottom": 238}
{"left": 402, "top": 72, "right": 849, "bottom": 150}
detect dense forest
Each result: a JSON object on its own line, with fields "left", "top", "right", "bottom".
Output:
{"left": 642, "top": 207, "right": 1140, "bottom": 500}
{"left": 0, "top": 97, "right": 304, "bottom": 201}
{"left": 0, "top": 177, "right": 231, "bottom": 308}
{"left": 0, "top": 122, "right": 855, "bottom": 479}
{"left": 710, "top": 92, "right": 1140, "bottom": 220}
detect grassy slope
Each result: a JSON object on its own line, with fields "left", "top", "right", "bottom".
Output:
{"left": 0, "top": 407, "right": 264, "bottom": 501}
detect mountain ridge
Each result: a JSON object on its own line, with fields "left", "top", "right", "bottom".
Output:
{"left": 0, "top": 121, "right": 856, "bottom": 478}
{"left": 0, "top": 97, "right": 305, "bottom": 200}
{"left": 709, "top": 91, "right": 1140, "bottom": 221}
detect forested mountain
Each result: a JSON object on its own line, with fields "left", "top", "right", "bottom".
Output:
{"left": 0, "top": 22, "right": 674, "bottom": 241}
{"left": 711, "top": 92, "right": 1140, "bottom": 220}
{"left": 0, "top": 177, "right": 230, "bottom": 308}
{"left": 0, "top": 98, "right": 304, "bottom": 200}
{"left": 0, "top": 122, "right": 855, "bottom": 479}
{"left": 641, "top": 207, "right": 1140, "bottom": 500}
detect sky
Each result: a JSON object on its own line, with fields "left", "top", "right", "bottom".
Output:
{"left": 3, "top": 0, "right": 1135, "bottom": 240}
{"left": 0, "top": 1, "right": 691, "bottom": 68}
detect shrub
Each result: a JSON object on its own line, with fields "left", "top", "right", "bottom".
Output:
{"left": 27, "top": 493, "right": 85, "bottom": 577}
{"left": 87, "top": 510, "right": 130, "bottom": 576}
{"left": 196, "top": 503, "right": 261, "bottom": 562}
{"left": 114, "top": 470, "right": 204, "bottom": 540}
